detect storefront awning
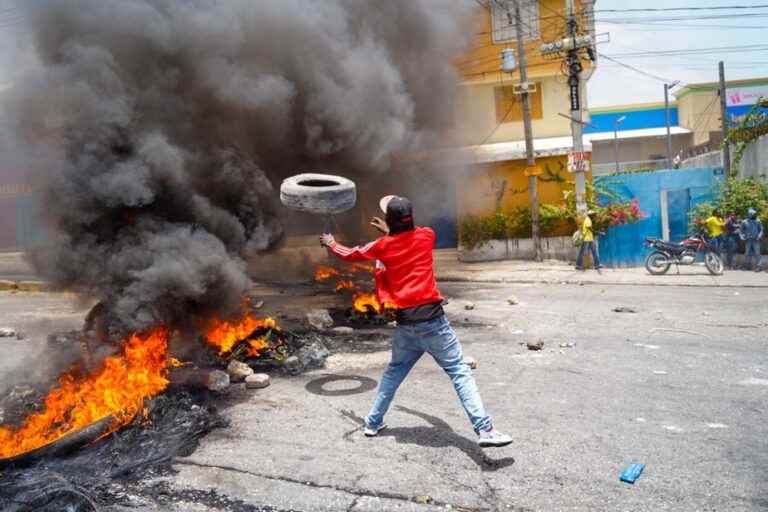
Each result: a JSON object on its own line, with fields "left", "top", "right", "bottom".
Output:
{"left": 421, "top": 136, "right": 592, "bottom": 166}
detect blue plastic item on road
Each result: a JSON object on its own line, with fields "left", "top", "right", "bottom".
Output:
{"left": 619, "top": 463, "right": 645, "bottom": 484}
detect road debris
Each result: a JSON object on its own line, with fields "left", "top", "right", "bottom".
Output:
{"left": 294, "top": 340, "right": 330, "bottom": 371}
{"left": 283, "top": 355, "right": 301, "bottom": 375}
{"left": 0, "top": 327, "right": 16, "bottom": 337}
{"left": 226, "top": 360, "right": 254, "bottom": 382}
{"left": 464, "top": 356, "right": 478, "bottom": 369}
{"left": 245, "top": 373, "right": 271, "bottom": 389}
{"left": 464, "top": 303, "right": 475, "bottom": 310}
{"left": 527, "top": 340, "right": 544, "bottom": 351}
{"left": 507, "top": 296, "right": 519, "bottom": 305}
{"left": 170, "top": 368, "right": 230, "bottom": 392}
{"left": 612, "top": 306, "right": 637, "bottom": 313}
{"left": 306, "top": 309, "right": 334, "bottom": 330}
{"left": 414, "top": 495, "right": 434, "bottom": 505}
{"left": 619, "top": 462, "right": 645, "bottom": 484}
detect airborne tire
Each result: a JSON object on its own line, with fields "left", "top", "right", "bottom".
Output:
{"left": 280, "top": 173, "right": 357, "bottom": 215}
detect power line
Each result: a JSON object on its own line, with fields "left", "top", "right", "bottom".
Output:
{"left": 596, "top": 13, "right": 768, "bottom": 23}
{"left": 607, "top": 44, "right": 768, "bottom": 58}
{"left": 597, "top": 53, "right": 674, "bottom": 83}
{"left": 689, "top": 94, "right": 720, "bottom": 137}
{"left": 589, "top": 4, "right": 768, "bottom": 13}
{"left": 619, "top": 23, "right": 767, "bottom": 30}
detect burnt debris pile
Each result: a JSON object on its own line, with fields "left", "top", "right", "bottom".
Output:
{"left": 0, "top": 390, "right": 225, "bottom": 512}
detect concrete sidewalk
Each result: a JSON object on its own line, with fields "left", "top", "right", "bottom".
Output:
{"left": 433, "top": 249, "right": 768, "bottom": 288}
{"left": 2, "top": 249, "right": 767, "bottom": 290}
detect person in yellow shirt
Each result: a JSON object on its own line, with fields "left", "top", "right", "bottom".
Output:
{"left": 704, "top": 209, "right": 725, "bottom": 254}
{"left": 575, "top": 210, "right": 602, "bottom": 270}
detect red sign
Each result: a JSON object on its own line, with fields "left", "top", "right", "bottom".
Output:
{"left": 567, "top": 152, "right": 590, "bottom": 172}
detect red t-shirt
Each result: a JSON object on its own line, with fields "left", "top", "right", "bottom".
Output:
{"left": 328, "top": 227, "right": 444, "bottom": 309}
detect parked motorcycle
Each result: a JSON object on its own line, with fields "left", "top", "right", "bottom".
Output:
{"left": 644, "top": 233, "right": 724, "bottom": 276}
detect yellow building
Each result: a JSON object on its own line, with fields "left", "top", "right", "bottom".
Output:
{"left": 452, "top": 0, "right": 596, "bottom": 237}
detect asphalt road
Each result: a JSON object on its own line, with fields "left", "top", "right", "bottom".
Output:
{"left": 1, "top": 283, "right": 767, "bottom": 511}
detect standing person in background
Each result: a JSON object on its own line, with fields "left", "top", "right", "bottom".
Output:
{"left": 740, "top": 208, "right": 764, "bottom": 272}
{"left": 575, "top": 210, "right": 602, "bottom": 271}
{"left": 724, "top": 211, "right": 741, "bottom": 270}
{"left": 704, "top": 210, "right": 726, "bottom": 255}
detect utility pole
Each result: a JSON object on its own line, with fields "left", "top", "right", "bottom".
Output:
{"left": 664, "top": 81, "right": 680, "bottom": 169}
{"left": 664, "top": 83, "right": 672, "bottom": 168}
{"left": 718, "top": 61, "right": 732, "bottom": 175}
{"left": 511, "top": 0, "right": 541, "bottom": 261}
{"left": 565, "top": 0, "right": 587, "bottom": 216}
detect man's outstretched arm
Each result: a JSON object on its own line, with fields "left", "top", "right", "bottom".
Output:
{"left": 320, "top": 234, "right": 381, "bottom": 262}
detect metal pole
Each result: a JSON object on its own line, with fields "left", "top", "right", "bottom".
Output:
{"left": 513, "top": 0, "right": 541, "bottom": 261}
{"left": 566, "top": 0, "right": 586, "bottom": 216}
{"left": 614, "top": 124, "right": 619, "bottom": 173}
{"left": 664, "top": 83, "right": 673, "bottom": 168}
{"left": 718, "top": 61, "right": 732, "bottom": 175}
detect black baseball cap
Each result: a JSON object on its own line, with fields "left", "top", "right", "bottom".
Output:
{"left": 379, "top": 195, "right": 414, "bottom": 234}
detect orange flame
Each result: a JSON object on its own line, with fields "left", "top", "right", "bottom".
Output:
{"left": 205, "top": 313, "right": 277, "bottom": 356}
{"left": 247, "top": 337, "right": 269, "bottom": 357}
{"left": 334, "top": 280, "right": 356, "bottom": 293}
{"left": 0, "top": 328, "right": 170, "bottom": 459}
{"left": 314, "top": 266, "right": 340, "bottom": 282}
{"left": 352, "top": 292, "right": 395, "bottom": 314}
{"left": 350, "top": 263, "right": 375, "bottom": 274}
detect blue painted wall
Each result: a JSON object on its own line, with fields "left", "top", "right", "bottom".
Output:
{"left": 587, "top": 101, "right": 766, "bottom": 135}
{"left": 726, "top": 104, "right": 768, "bottom": 125}
{"left": 585, "top": 107, "right": 678, "bottom": 134}
{"left": 595, "top": 167, "right": 725, "bottom": 268}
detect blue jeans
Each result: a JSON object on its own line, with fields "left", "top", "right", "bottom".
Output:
{"left": 365, "top": 315, "right": 492, "bottom": 434}
{"left": 744, "top": 240, "right": 763, "bottom": 270}
{"left": 709, "top": 235, "right": 724, "bottom": 255}
{"left": 725, "top": 234, "right": 740, "bottom": 268}
{"left": 576, "top": 241, "right": 600, "bottom": 269}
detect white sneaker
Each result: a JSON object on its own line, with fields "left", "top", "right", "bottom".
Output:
{"left": 477, "top": 428, "right": 513, "bottom": 448}
{"left": 363, "top": 423, "right": 387, "bottom": 437}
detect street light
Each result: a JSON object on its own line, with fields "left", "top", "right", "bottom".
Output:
{"left": 614, "top": 115, "right": 627, "bottom": 173}
{"left": 664, "top": 81, "right": 681, "bottom": 168}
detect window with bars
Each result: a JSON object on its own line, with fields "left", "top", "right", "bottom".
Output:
{"left": 490, "top": 0, "right": 540, "bottom": 44}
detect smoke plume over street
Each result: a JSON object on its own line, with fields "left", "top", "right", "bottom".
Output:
{"left": 6, "top": 0, "right": 471, "bottom": 335}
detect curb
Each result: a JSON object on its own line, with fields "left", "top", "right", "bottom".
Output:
{"left": 436, "top": 276, "right": 768, "bottom": 288}
{"left": 0, "top": 280, "right": 49, "bottom": 292}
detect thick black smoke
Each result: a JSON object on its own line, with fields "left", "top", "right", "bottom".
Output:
{"left": 8, "top": 0, "right": 471, "bottom": 335}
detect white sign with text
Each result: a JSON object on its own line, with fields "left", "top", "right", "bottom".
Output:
{"left": 726, "top": 85, "right": 768, "bottom": 107}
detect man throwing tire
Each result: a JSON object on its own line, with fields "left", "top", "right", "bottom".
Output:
{"left": 320, "top": 195, "right": 512, "bottom": 448}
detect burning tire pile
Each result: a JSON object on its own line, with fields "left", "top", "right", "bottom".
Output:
{"left": 0, "top": 299, "right": 336, "bottom": 510}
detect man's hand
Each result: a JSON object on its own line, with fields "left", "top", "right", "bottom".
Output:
{"left": 370, "top": 216, "right": 389, "bottom": 234}
{"left": 320, "top": 233, "right": 336, "bottom": 247}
